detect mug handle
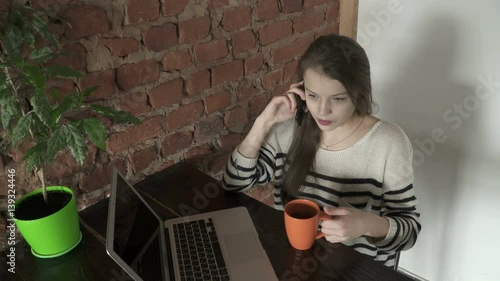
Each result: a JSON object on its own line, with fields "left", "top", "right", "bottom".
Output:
{"left": 316, "top": 211, "right": 331, "bottom": 239}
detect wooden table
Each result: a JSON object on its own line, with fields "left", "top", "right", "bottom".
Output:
{"left": 0, "top": 162, "right": 412, "bottom": 281}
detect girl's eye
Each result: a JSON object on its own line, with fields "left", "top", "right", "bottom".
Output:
{"left": 307, "top": 94, "right": 317, "bottom": 99}
{"left": 332, "top": 97, "right": 346, "bottom": 101}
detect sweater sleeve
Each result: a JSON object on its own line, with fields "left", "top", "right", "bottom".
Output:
{"left": 222, "top": 121, "right": 290, "bottom": 193}
{"left": 367, "top": 126, "right": 421, "bottom": 252}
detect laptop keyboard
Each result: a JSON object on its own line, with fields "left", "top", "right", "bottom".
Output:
{"left": 173, "top": 218, "right": 230, "bottom": 281}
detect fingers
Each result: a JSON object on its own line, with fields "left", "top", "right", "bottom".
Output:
{"left": 271, "top": 95, "right": 294, "bottom": 112}
{"left": 287, "top": 81, "right": 306, "bottom": 101}
{"left": 324, "top": 233, "right": 347, "bottom": 243}
{"left": 289, "top": 80, "right": 304, "bottom": 90}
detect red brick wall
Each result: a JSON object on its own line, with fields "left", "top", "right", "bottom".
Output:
{"left": 0, "top": 0, "right": 340, "bottom": 213}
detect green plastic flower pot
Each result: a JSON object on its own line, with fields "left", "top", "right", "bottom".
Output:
{"left": 14, "top": 186, "right": 82, "bottom": 258}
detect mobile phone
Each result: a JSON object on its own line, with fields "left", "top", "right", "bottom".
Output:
{"left": 295, "top": 85, "right": 305, "bottom": 126}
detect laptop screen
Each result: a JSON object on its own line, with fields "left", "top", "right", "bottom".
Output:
{"left": 106, "top": 168, "right": 169, "bottom": 281}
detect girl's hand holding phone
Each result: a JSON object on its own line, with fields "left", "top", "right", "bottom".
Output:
{"left": 258, "top": 81, "right": 306, "bottom": 128}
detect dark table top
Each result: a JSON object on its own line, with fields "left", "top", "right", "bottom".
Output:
{"left": 1, "top": 162, "right": 412, "bottom": 281}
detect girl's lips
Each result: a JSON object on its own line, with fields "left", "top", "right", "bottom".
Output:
{"left": 318, "top": 119, "right": 332, "bottom": 126}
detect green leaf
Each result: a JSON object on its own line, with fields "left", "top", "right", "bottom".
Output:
{"left": 23, "top": 141, "right": 47, "bottom": 172}
{"left": 91, "top": 105, "right": 141, "bottom": 124}
{"left": 5, "top": 25, "right": 24, "bottom": 54}
{"left": 0, "top": 88, "right": 20, "bottom": 129}
{"left": 66, "top": 123, "right": 87, "bottom": 165}
{"left": 21, "top": 63, "right": 45, "bottom": 91}
{"left": 28, "top": 47, "right": 55, "bottom": 63}
{"left": 51, "top": 93, "right": 79, "bottom": 123}
{"left": 11, "top": 114, "right": 32, "bottom": 146}
{"left": 46, "top": 125, "right": 67, "bottom": 163}
{"left": 83, "top": 118, "right": 106, "bottom": 150}
{"left": 49, "top": 88, "right": 60, "bottom": 104}
{"left": 80, "top": 86, "right": 98, "bottom": 98}
{"left": 44, "top": 65, "right": 83, "bottom": 79}
{"left": 30, "top": 89, "right": 54, "bottom": 129}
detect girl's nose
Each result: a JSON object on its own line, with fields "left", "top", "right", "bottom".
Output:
{"left": 318, "top": 100, "right": 331, "bottom": 116}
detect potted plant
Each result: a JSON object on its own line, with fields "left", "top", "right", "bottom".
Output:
{"left": 0, "top": 2, "right": 139, "bottom": 258}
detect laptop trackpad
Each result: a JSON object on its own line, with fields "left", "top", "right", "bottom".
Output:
{"left": 223, "top": 231, "right": 262, "bottom": 264}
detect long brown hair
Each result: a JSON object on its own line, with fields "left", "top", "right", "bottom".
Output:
{"left": 281, "top": 34, "right": 373, "bottom": 201}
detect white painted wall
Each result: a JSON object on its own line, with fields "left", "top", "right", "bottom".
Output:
{"left": 357, "top": 1, "right": 500, "bottom": 280}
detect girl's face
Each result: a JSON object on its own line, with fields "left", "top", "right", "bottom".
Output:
{"left": 303, "top": 69, "right": 357, "bottom": 131}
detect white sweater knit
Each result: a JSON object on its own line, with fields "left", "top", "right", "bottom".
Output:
{"left": 223, "top": 119, "right": 421, "bottom": 267}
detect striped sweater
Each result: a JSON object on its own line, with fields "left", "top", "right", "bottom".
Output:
{"left": 223, "top": 119, "right": 421, "bottom": 267}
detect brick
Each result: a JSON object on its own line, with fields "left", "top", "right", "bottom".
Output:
{"left": 47, "top": 79, "right": 75, "bottom": 101}
{"left": 80, "top": 159, "right": 127, "bottom": 192}
{"left": 194, "top": 38, "right": 228, "bottom": 65}
{"left": 237, "top": 79, "right": 259, "bottom": 101}
{"left": 261, "top": 68, "right": 283, "bottom": 90}
{"left": 315, "top": 25, "right": 339, "bottom": 39}
{"left": 116, "top": 59, "right": 159, "bottom": 90}
{"left": 158, "top": 160, "right": 175, "bottom": 170}
{"left": 161, "top": 49, "right": 193, "bottom": 71}
{"left": 81, "top": 69, "right": 116, "bottom": 101}
{"left": 0, "top": 0, "right": 7, "bottom": 11}
{"left": 244, "top": 53, "right": 264, "bottom": 74}
{"left": 162, "top": 131, "right": 192, "bottom": 156}
{"left": 283, "top": 59, "right": 299, "bottom": 82}
{"left": 326, "top": 4, "right": 340, "bottom": 24}
{"left": 166, "top": 101, "right": 204, "bottom": 130}
{"left": 179, "top": 16, "right": 211, "bottom": 43}
{"left": 249, "top": 94, "right": 269, "bottom": 118}
{"left": 48, "top": 43, "right": 86, "bottom": 72}
{"left": 279, "top": 0, "right": 302, "bottom": 13}
{"left": 115, "top": 92, "right": 151, "bottom": 116}
{"left": 184, "top": 143, "right": 213, "bottom": 161}
{"left": 194, "top": 115, "right": 225, "bottom": 141}
{"left": 30, "top": 0, "right": 76, "bottom": 9}
{"left": 231, "top": 29, "right": 256, "bottom": 54}
{"left": 273, "top": 82, "right": 292, "bottom": 97}
{"left": 99, "top": 38, "right": 139, "bottom": 57}
{"left": 255, "top": 0, "right": 280, "bottom": 21}
{"left": 186, "top": 69, "right": 210, "bottom": 96}
{"left": 219, "top": 133, "right": 241, "bottom": 151}
{"left": 258, "top": 20, "right": 292, "bottom": 45}
{"left": 224, "top": 106, "right": 248, "bottom": 133}
{"left": 126, "top": 0, "right": 160, "bottom": 24}
{"left": 208, "top": 0, "right": 229, "bottom": 9}
{"left": 131, "top": 146, "right": 157, "bottom": 172}
{"left": 304, "top": 0, "right": 335, "bottom": 9}
{"left": 144, "top": 23, "right": 178, "bottom": 52}
{"left": 271, "top": 35, "right": 314, "bottom": 65}
{"left": 45, "top": 145, "right": 97, "bottom": 182}
{"left": 293, "top": 10, "right": 325, "bottom": 34}
{"left": 211, "top": 60, "right": 244, "bottom": 86}
{"left": 247, "top": 184, "right": 274, "bottom": 203}
{"left": 63, "top": 6, "right": 110, "bottom": 39}
{"left": 150, "top": 78, "right": 184, "bottom": 109}
{"left": 204, "top": 90, "right": 231, "bottom": 114}
{"left": 107, "top": 116, "right": 164, "bottom": 153}
{"left": 162, "top": 0, "right": 189, "bottom": 16}
{"left": 208, "top": 151, "right": 231, "bottom": 174}
{"left": 222, "top": 6, "right": 252, "bottom": 31}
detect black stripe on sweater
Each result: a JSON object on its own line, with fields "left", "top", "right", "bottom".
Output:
{"left": 309, "top": 171, "right": 383, "bottom": 188}
{"left": 384, "top": 184, "right": 413, "bottom": 195}
{"left": 229, "top": 156, "right": 255, "bottom": 172}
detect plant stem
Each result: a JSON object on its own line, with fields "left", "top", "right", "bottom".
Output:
{"left": 37, "top": 169, "right": 49, "bottom": 205}
{"left": 1, "top": 44, "right": 49, "bottom": 205}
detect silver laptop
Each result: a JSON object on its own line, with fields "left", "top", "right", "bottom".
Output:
{"left": 106, "top": 168, "right": 278, "bottom": 281}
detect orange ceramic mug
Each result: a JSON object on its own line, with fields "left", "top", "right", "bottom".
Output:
{"left": 284, "top": 199, "right": 331, "bottom": 250}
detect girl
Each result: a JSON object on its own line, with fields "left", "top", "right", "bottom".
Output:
{"left": 223, "top": 34, "right": 420, "bottom": 268}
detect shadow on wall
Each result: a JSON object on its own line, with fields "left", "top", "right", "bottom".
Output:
{"left": 376, "top": 16, "right": 480, "bottom": 279}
